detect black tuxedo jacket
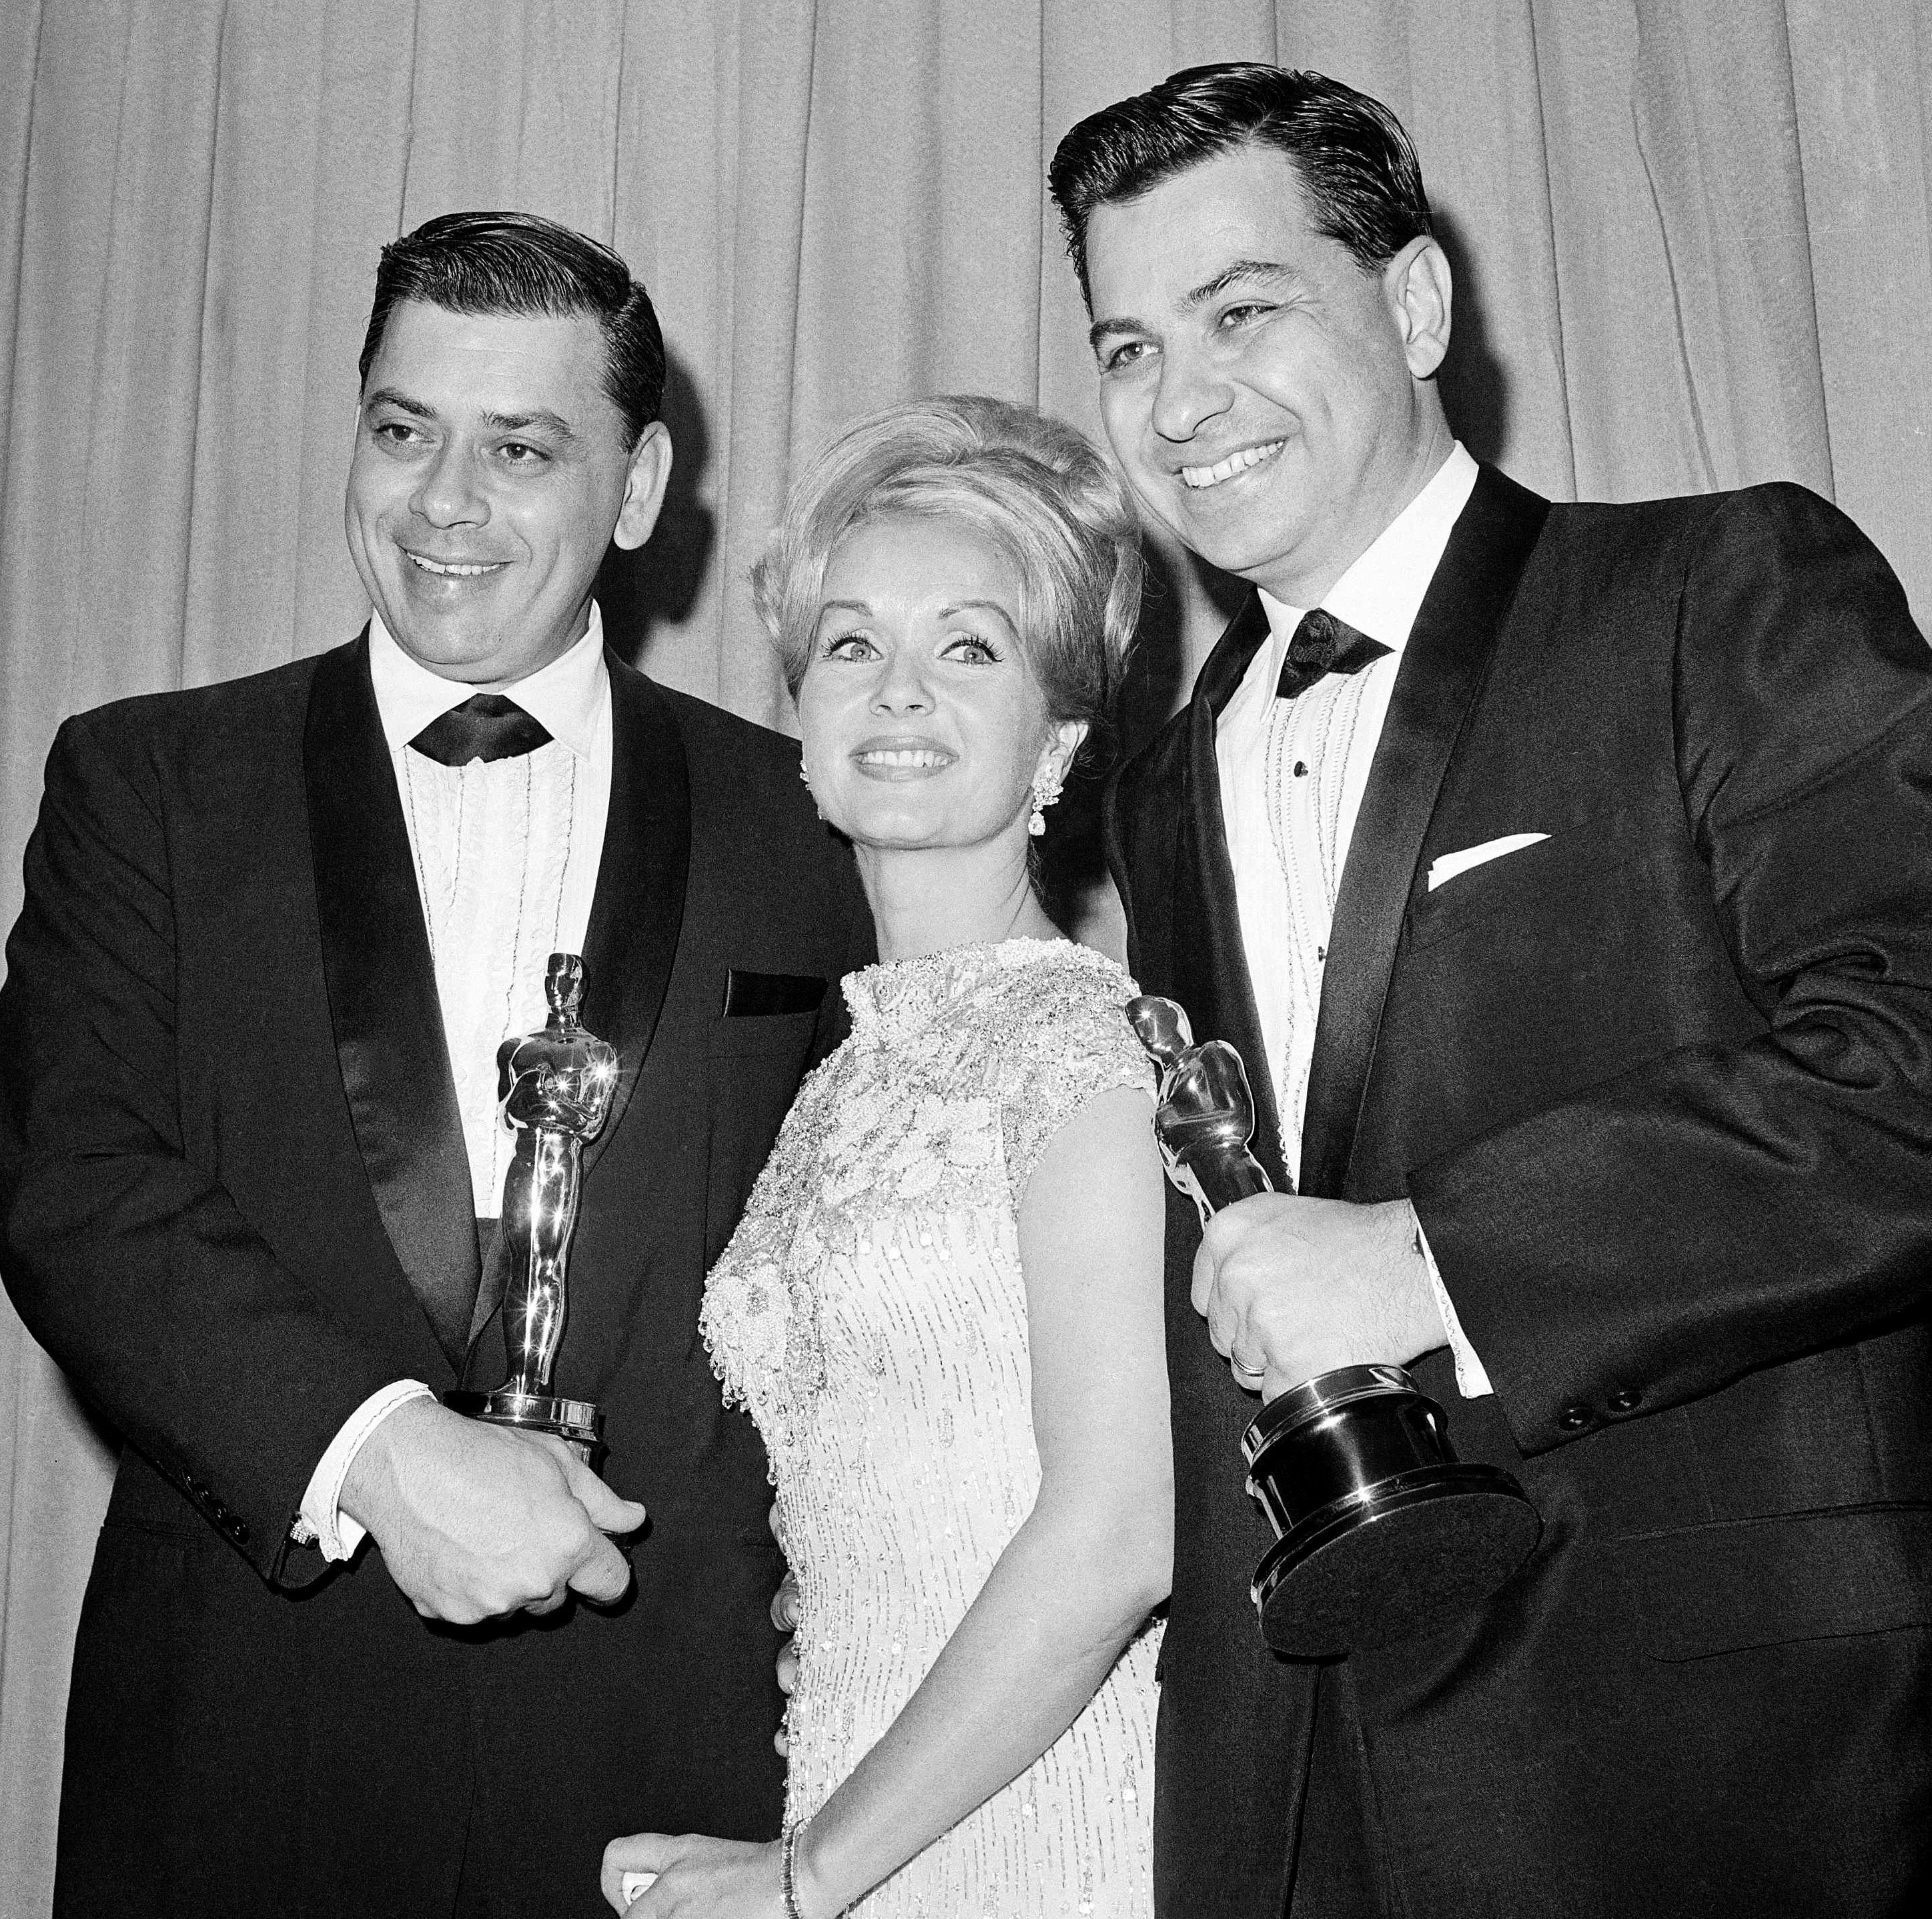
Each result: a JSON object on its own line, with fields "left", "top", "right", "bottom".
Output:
{"left": 0, "top": 635, "right": 873, "bottom": 1918}
{"left": 1109, "top": 470, "right": 1932, "bottom": 1918}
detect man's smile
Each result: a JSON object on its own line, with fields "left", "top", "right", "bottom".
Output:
{"left": 403, "top": 550, "right": 510, "bottom": 578}
{"left": 1179, "top": 439, "right": 1287, "bottom": 490}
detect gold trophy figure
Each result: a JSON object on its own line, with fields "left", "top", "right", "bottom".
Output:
{"left": 446, "top": 953, "right": 618, "bottom": 1461}
{"left": 1128, "top": 995, "right": 1541, "bottom": 1657}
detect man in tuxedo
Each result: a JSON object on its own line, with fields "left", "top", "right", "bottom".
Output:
{"left": 0, "top": 212, "right": 870, "bottom": 1916}
{"left": 1051, "top": 65, "right": 1932, "bottom": 1917}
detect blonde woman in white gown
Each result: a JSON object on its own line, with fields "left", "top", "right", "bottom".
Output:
{"left": 603, "top": 397, "right": 1169, "bottom": 1918}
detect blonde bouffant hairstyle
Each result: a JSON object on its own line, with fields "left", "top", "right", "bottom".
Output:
{"left": 751, "top": 396, "right": 1144, "bottom": 763}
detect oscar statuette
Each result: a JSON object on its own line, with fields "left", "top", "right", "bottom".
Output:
{"left": 446, "top": 952, "right": 618, "bottom": 1462}
{"left": 1128, "top": 995, "right": 1541, "bottom": 1657}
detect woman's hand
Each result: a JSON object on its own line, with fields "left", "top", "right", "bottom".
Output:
{"left": 600, "top": 1833, "right": 786, "bottom": 1917}
{"left": 771, "top": 1502, "right": 800, "bottom": 1758}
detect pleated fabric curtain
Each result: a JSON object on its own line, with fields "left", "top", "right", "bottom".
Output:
{"left": 2, "top": 0, "right": 1929, "bottom": 1906}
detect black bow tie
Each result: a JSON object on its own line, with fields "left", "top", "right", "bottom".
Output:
{"left": 1275, "top": 608, "right": 1392, "bottom": 702}
{"left": 408, "top": 695, "right": 552, "bottom": 766}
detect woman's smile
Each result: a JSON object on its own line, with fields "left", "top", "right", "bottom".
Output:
{"left": 852, "top": 739, "right": 957, "bottom": 778}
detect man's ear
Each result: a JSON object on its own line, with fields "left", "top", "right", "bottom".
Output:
{"left": 1384, "top": 236, "right": 1453, "bottom": 380}
{"left": 614, "top": 421, "right": 674, "bottom": 552}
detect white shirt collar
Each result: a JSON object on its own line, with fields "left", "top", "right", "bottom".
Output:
{"left": 1255, "top": 442, "right": 1480, "bottom": 657}
{"left": 367, "top": 605, "right": 610, "bottom": 761}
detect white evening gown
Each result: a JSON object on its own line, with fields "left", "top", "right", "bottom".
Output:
{"left": 701, "top": 937, "right": 1162, "bottom": 1918}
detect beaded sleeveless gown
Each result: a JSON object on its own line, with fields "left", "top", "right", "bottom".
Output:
{"left": 701, "top": 938, "right": 1162, "bottom": 1918}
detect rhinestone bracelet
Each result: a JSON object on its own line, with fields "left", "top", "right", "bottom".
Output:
{"left": 780, "top": 1819, "right": 808, "bottom": 1919}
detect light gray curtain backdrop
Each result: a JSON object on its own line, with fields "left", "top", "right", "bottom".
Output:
{"left": 2, "top": 1, "right": 1928, "bottom": 1908}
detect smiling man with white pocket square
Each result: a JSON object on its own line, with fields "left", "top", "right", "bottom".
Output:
{"left": 1055, "top": 62, "right": 1932, "bottom": 1919}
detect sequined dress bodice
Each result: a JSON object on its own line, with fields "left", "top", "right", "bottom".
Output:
{"left": 701, "top": 938, "right": 1161, "bottom": 1917}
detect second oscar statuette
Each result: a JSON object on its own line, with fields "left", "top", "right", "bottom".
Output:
{"left": 1128, "top": 994, "right": 1541, "bottom": 1657}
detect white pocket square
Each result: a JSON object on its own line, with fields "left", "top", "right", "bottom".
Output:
{"left": 1426, "top": 833, "right": 1550, "bottom": 892}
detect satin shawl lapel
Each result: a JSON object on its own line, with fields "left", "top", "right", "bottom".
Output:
{"left": 304, "top": 634, "right": 478, "bottom": 1371}
{"left": 1167, "top": 593, "right": 1294, "bottom": 1190}
{"left": 578, "top": 656, "right": 689, "bottom": 1172}
{"left": 1298, "top": 468, "right": 1553, "bottom": 1198}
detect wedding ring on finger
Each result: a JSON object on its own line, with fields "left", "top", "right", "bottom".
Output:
{"left": 1232, "top": 1355, "right": 1266, "bottom": 1385}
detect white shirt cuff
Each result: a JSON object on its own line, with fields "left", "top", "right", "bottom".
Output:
{"left": 1411, "top": 1206, "right": 1494, "bottom": 1398}
{"left": 291, "top": 1381, "right": 437, "bottom": 1561}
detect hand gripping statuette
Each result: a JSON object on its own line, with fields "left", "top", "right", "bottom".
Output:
{"left": 1127, "top": 995, "right": 1540, "bottom": 1657}
{"left": 446, "top": 953, "right": 618, "bottom": 1461}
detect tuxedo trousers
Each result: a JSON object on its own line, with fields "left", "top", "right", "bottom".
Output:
{"left": 1290, "top": 1663, "right": 1395, "bottom": 1919}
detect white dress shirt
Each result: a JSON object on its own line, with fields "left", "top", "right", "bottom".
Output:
{"left": 295, "top": 609, "right": 615, "bottom": 1558}
{"left": 373, "top": 610, "right": 613, "bottom": 1214}
{"left": 1217, "top": 443, "right": 1493, "bottom": 1396}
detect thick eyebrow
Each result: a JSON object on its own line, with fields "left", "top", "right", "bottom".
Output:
{"left": 1088, "top": 257, "right": 1303, "bottom": 351}
{"left": 1182, "top": 258, "right": 1302, "bottom": 308}
{"left": 1088, "top": 313, "right": 1147, "bottom": 352}
{"left": 358, "top": 391, "right": 576, "bottom": 442}
{"left": 360, "top": 388, "right": 433, "bottom": 418}
{"left": 480, "top": 407, "right": 575, "bottom": 442}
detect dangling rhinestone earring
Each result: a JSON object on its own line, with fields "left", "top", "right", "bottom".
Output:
{"left": 1029, "top": 765, "right": 1063, "bottom": 837}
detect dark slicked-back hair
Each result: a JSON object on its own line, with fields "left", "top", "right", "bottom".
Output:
{"left": 358, "top": 210, "right": 665, "bottom": 444}
{"left": 1049, "top": 63, "right": 1432, "bottom": 306}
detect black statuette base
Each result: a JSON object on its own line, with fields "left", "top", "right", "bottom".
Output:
{"left": 1242, "top": 1365, "right": 1540, "bottom": 1656}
